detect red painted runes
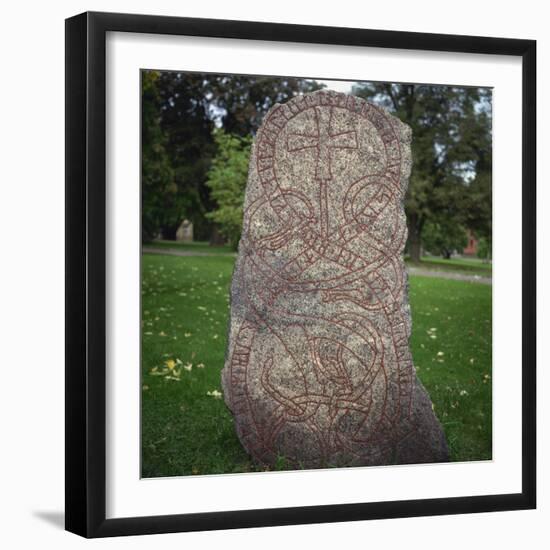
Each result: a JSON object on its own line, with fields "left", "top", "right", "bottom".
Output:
{"left": 222, "top": 90, "right": 448, "bottom": 469}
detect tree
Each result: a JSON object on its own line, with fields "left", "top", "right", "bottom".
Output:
{"left": 460, "top": 96, "right": 493, "bottom": 248}
{"left": 352, "top": 83, "right": 492, "bottom": 262}
{"left": 141, "top": 71, "right": 177, "bottom": 242}
{"left": 152, "top": 73, "right": 322, "bottom": 242}
{"left": 205, "top": 129, "right": 252, "bottom": 249}
{"left": 156, "top": 72, "right": 218, "bottom": 240}
{"left": 210, "top": 75, "right": 323, "bottom": 136}
{"left": 476, "top": 237, "right": 492, "bottom": 262}
{"left": 422, "top": 218, "right": 468, "bottom": 259}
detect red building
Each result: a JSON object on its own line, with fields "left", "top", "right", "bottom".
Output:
{"left": 463, "top": 230, "right": 478, "bottom": 256}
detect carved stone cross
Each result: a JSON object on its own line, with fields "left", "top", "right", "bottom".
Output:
{"left": 287, "top": 106, "right": 358, "bottom": 237}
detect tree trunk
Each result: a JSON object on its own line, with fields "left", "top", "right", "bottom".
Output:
{"left": 209, "top": 225, "right": 227, "bottom": 246}
{"left": 407, "top": 214, "right": 422, "bottom": 263}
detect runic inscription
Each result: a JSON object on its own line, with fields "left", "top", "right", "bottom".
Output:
{"left": 222, "top": 90, "right": 449, "bottom": 469}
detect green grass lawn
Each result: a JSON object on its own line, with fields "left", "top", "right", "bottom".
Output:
{"left": 144, "top": 240, "right": 234, "bottom": 254}
{"left": 406, "top": 255, "right": 492, "bottom": 277}
{"left": 141, "top": 253, "right": 492, "bottom": 477}
{"left": 408, "top": 276, "right": 492, "bottom": 461}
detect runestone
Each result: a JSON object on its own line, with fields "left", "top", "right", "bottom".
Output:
{"left": 222, "top": 90, "right": 449, "bottom": 468}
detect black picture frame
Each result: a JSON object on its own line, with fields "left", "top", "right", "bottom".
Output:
{"left": 65, "top": 11, "right": 536, "bottom": 538}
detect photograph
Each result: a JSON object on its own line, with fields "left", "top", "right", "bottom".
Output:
{"left": 140, "top": 71, "right": 493, "bottom": 478}
{"left": 0, "top": 1, "right": 542, "bottom": 545}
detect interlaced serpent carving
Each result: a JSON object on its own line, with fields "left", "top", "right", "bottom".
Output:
{"left": 223, "top": 91, "right": 418, "bottom": 468}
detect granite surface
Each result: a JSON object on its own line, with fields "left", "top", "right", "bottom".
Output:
{"left": 222, "top": 90, "right": 449, "bottom": 468}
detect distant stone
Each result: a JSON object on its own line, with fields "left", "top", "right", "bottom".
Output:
{"left": 176, "top": 219, "right": 193, "bottom": 242}
{"left": 222, "top": 90, "right": 449, "bottom": 469}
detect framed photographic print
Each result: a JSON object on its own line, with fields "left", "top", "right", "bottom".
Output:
{"left": 65, "top": 11, "right": 536, "bottom": 538}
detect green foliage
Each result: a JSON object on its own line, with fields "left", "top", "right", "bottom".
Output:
{"left": 141, "top": 71, "right": 177, "bottom": 242}
{"left": 205, "top": 130, "right": 252, "bottom": 249}
{"left": 352, "top": 83, "right": 492, "bottom": 261}
{"left": 476, "top": 237, "right": 492, "bottom": 261}
{"left": 143, "top": 73, "right": 492, "bottom": 254}
{"left": 155, "top": 72, "right": 218, "bottom": 240}
{"left": 208, "top": 75, "right": 323, "bottom": 135}
{"left": 141, "top": 253, "right": 492, "bottom": 477}
{"left": 422, "top": 218, "right": 468, "bottom": 259}
{"left": 147, "top": 73, "right": 321, "bottom": 242}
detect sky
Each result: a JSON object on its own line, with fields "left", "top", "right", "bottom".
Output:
{"left": 316, "top": 79, "right": 355, "bottom": 93}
